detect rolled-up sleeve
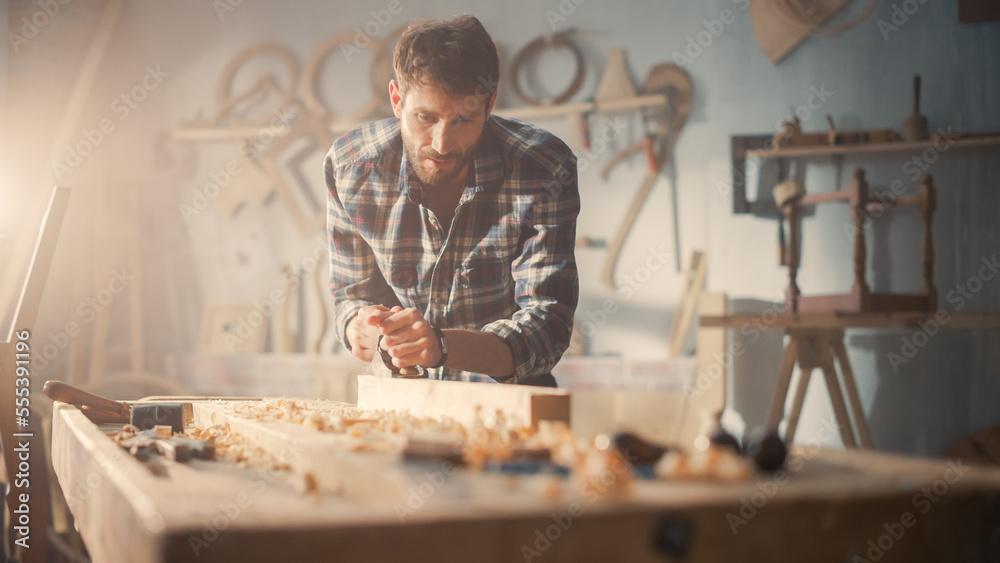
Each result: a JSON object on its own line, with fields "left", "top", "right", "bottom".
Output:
{"left": 326, "top": 154, "right": 399, "bottom": 348}
{"left": 480, "top": 156, "right": 580, "bottom": 382}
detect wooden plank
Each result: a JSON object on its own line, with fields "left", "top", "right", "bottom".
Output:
{"left": 745, "top": 134, "right": 1000, "bottom": 158}
{"left": 832, "top": 338, "right": 874, "bottom": 448}
{"left": 356, "top": 375, "right": 570, "bottom": 430}
{"left": 1, "top": 186, "right": 70, "bottom": 562}
{"left": 700, "top": 311, "right": 1000, "bottom": 329}
{"left": 173, "top": 95, "right": 671, "bottom": 142}
{"left": 3, "top": 188, "right": 71, "bottom": 342}
{"left": 667, "top": 251, "right": 707, "bottom": 358}
{"left": 676, "top": 292, "right": 728, "bottom": 444}
{"left": 765, "top": 337, "right": 798, "bottom": 431}
{"left": 782, "top": 340, "right": 813, "bottom": 445}
{"left": 191, "top": 400, "right": 422, "bottom": 503}
{"left": 815, "top": 338, "right": 857, "bottom": 448}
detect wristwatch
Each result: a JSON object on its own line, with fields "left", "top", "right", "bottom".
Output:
{"left": 430, "top": 326, "right": 448, "bottom": 369}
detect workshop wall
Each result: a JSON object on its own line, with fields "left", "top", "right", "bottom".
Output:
{"left": 2, "top": 0, "right": 998, "bottom": 457}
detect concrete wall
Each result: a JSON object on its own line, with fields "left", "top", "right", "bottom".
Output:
{"left": 2, "top": 0, "right": 998, "bottom": 457}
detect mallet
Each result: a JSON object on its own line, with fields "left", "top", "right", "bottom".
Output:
{"left": 902, "top": 75, "right": 929, "bottom": 142}
{"left": 43, "top": 380, "right": 190, "bottom": 433}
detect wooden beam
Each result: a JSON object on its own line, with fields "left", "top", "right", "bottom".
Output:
{"left": 356, "top": 375, "right": 569, "bottom": 430}
{"left": 667, "top": 251, "right": 707, "bottom": 357}
{"left": 745, "top": 135, "right": 1000, "bottom": 158}
{"left": 1, "top": 186, "right": 70, "bottom": 563}
{"left": 700, "top": 311, "right": 1000, "bottom": 330}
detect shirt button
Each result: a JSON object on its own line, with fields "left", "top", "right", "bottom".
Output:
{"left": 429, "top": 216, "right": 438, "bottom": 225}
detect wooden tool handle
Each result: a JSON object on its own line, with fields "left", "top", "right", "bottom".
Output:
{"left": 643, "top": 136, "right": 660, "bottom": 173}
{"left": 601, "top": 170, "right": 659, "bottom": 288}
{"left": 43, "top": 380, "right": 128, "bottom": 416}
{"left": 913, "top": 75, "right": 921, "bottom": 114}
{"left": 78, "top": 405, "right": 130, "bottom": 424}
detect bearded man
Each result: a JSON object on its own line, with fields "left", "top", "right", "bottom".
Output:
{"left": 325, "top": 15, "right": 579, "bottom": 386}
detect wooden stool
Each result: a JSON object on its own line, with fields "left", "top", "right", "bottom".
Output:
{"left": 782, "top": 169, "right": 937, "bottom": 314}
{"left": 765, "top": 328, "right": 873, "bottom": 448}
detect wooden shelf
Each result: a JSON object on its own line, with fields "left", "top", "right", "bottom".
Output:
{"left": 700, "top": 311, "right": 1000, "bottom": 330}
{"left": 171, "top": 93, "right": 670, "bottom": 143}
{"left": 497, "top": 92, "right": 668, "bottom": 121}
{"left": 745, "top": 135, "right": 1000, "bottom": 159}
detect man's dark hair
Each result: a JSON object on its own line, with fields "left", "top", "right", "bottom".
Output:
{"left": 393, "top": 15, "right": 499, "bottom": 100}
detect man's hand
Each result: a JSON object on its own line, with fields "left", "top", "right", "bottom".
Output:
{"left": 345, "top": 305, "right": 396, "bottom": 362}
{"left": 377, "top": 307, "right": 443, "bottom": 370}
{"left": 349, "top": 306, "right": 514, "bottom": 378}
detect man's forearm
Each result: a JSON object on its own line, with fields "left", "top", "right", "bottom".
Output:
{"left": 440, "top": 329, "right": 514, "bottom": 379}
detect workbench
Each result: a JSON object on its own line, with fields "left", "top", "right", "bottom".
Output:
{"left": 48, "top": 375, "right": 1000, "bottom": 563}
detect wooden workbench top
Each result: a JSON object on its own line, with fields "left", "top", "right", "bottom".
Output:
{"left": 52, "top": 395, "right": 1000, "bottom": 563}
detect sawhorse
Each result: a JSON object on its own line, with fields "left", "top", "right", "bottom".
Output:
{"left": 766, "top": 328, "right": 873, "bottom": 448}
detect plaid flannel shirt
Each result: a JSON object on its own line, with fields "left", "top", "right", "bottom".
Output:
{"left": 325, "top": 115, "right": 580, "bottom": 384}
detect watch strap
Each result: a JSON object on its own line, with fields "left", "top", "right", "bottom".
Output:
{"left": 430, "top": 326, "right": 448, "bottom": 369}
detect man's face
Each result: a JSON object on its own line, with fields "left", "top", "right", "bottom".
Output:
{"left": 390, "top": 80, "right": 496, "bottom": 189}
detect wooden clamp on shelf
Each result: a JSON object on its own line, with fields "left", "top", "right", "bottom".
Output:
{"left": 729, "top": 129, "right": 1000, "bottom": 215}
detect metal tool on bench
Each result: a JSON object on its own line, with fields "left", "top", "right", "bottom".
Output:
{"left": 43, "top": 380, "right": 191, "bottom": 433}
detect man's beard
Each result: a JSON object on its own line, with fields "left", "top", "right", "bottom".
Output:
{"left": 405, "top": 139, "right": 478, "bottom": 188}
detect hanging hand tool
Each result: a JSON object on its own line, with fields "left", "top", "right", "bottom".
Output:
{"left": 601, "top": 63, "right": 692, "bottom": 287}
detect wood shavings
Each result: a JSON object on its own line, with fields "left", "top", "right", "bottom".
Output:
{"left": 654, "top": 446, "right": 752, "bottom": 482}
{"left": 291, "top": 472, "right": 321, "bottom": 504}
{"left": 577, "top": 449, "right": 633, "bottom": 500}
{"left": 187, "top": 424, "right": 292, "bottom": 473}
